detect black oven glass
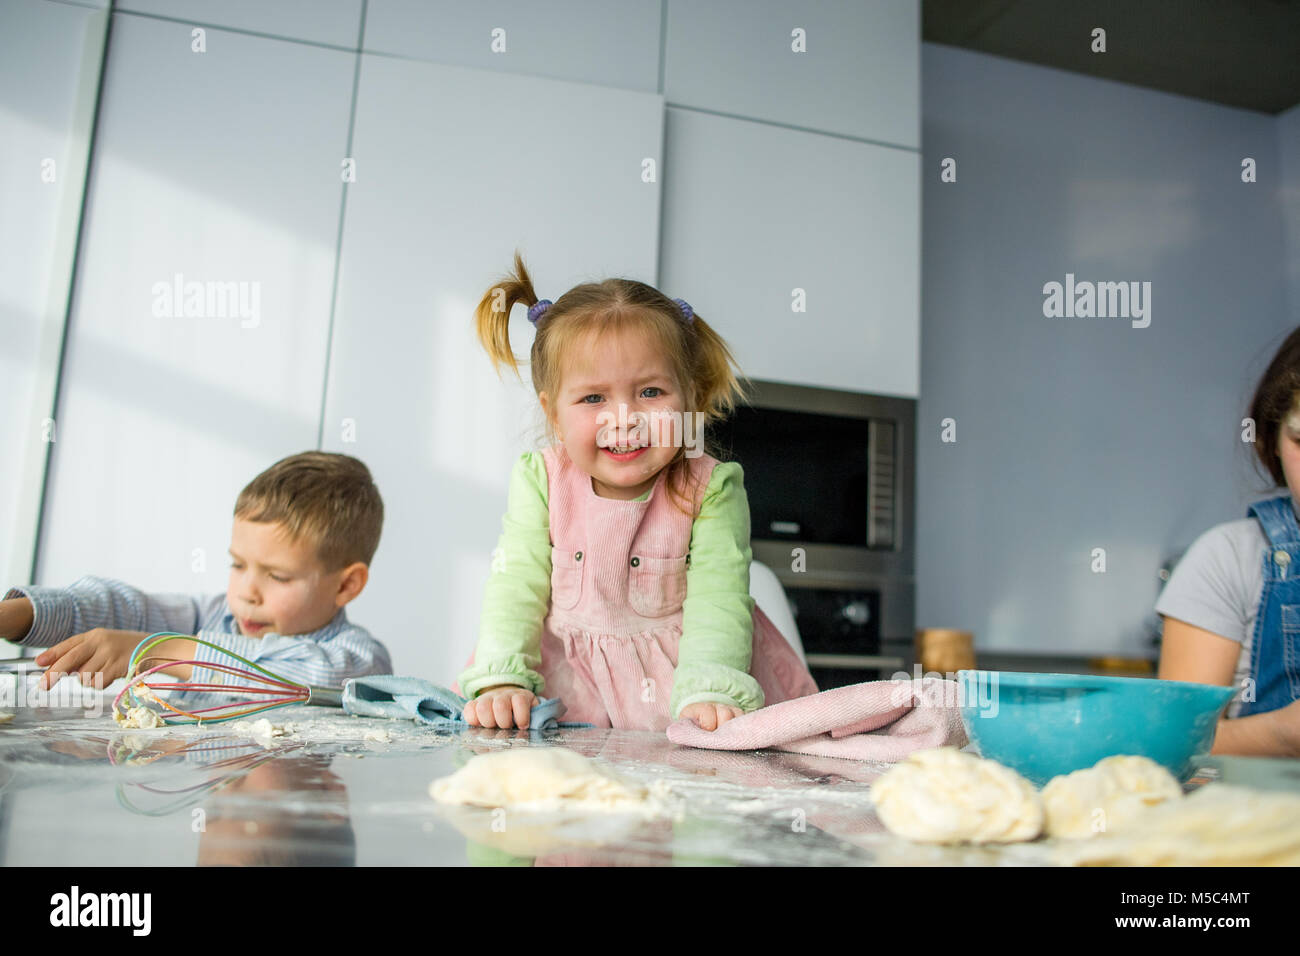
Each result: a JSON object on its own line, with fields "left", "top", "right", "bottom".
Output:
{"left": 709, "top": 405, "right": 869, "bottom": 547}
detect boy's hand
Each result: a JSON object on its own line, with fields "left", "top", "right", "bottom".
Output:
{"left": 463, "top": 684, "right": 539, "bottom": 729}
{"left": 679, "top": 701, "right": 744, "bottom": 731}
{"left": 35, "top": 629, "right": 165, "bottom": 691}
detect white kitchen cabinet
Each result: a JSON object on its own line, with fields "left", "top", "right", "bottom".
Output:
{"left": 364, "top": 0, "right": 661, "bottom": 92}
{"left": 659, "top": 106, "right": 920, "bottom": 398}
{"left": 319, "top": 54, "right": 663, "bottom": 680}
{"left": 36, "top": 15, "right": 355, "bottom": 594}
{"left": 665, "top": 0, "right": 919, "bottom": 149}
{"left": 0, "top": 0, "right": 107, "bottom": 614}
{"left": 116, "top": 0, "right": 363, "bottom": 48}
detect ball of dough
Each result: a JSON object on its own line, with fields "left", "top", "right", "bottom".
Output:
{"left": 429, "top": 747, "right": 651, "bottom": 811}
{"left": 870, "top": 746, "right": 1043, "bottom": 844}
{"left": 1042, "top": 755, "right": 1183, "bottom": 839}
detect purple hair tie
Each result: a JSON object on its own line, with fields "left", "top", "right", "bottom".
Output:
{"left": 528, "top": 296, "right": 694, "bottom": 326}
{"left": 527, "top": 299, "right": 552, "bottom": 324}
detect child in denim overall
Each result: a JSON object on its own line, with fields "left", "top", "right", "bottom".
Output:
{"left": 1158, "top": 327, "right": 1300, "bottom": 756}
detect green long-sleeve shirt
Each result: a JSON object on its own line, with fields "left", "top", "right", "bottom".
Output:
{"left": 458, "top": 451, "right": 765, "bottom": 719}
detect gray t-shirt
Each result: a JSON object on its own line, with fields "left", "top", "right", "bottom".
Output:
{"left": 1154, "top": 518, "right": 1264, "bottom": 718}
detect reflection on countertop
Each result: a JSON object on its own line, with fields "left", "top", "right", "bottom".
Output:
{"left": 0, "top": 705, "right": 1061, "bottom": 866}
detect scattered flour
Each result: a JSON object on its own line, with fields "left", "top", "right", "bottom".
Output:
{"left": 227, "top": 717, "right": 290, "bottom": 748}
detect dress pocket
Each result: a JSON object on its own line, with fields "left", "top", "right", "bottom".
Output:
{"left": 627, "top": 554, "right": 689, "bottom": 618}
{"left": 550, "top": 546, "right": 585, "bottom": 610}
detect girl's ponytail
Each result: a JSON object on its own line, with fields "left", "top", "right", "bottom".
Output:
{"left": 684, "top": 313, "right": 751, "bottom": 422}
{"left": 474, "top": 249, "right": 539, "bottom": 380}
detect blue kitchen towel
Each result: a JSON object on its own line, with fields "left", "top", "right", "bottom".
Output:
{"left": 340, "top": 675, "right": 592, "bottom": 731}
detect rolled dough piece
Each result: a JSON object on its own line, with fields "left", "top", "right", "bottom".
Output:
{"left": 0, "top": 712, "right": 14, "bottom": 724}
{"left": 870, "top": 746, "right": 1043, "bottom": 844}
{"left": 1042, "top": 755, "right": 1183, "bottom": 839}
{"left": 429, "top": 748, "right": 661, "bottom": 813}
{"left": 1056, "top": 784, "right": 1300, "bottom": 866}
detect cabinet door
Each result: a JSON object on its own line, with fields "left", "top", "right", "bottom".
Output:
{"left": 660, "top": 107, "right": 920, "bottom": 398}
{"left": 116, "top": 0, "right": 364, "bottom": 48}
{"left": 665, "top": 0, "right": 919, "bottom": 148}
{"left": 364, "top": 0, "right": 661, "bottom": 92}
{"left": 320, "top": 55, "right": 663, "bottom": 680}
{"left": 36, "top": 15, "right": 355, "bottom": 593}
{"left": 0, "top": 0, "right": 106, "bottom": 601}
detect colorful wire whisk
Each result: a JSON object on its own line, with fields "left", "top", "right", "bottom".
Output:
{"left": 112, "top": 632, "right": 314, "bottom": 725}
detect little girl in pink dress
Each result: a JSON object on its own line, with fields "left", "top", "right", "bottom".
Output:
{"left": 453, "top": 252, "right": 818, "bottom": 732}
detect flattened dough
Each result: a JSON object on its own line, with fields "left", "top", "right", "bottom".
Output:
{"left": 429, "top": 748, "right": 665, "bottom": 814}
{"left": 1042, "top": 755, "right": 1183, "bottom": 839}
{"left": 870, "top": 746, "right": 1043, "bottom": 844}
{"left": 1056, "top": 784, "right": 1300, "bottom": 866}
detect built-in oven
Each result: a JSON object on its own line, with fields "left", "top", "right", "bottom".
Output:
{"left": 708, "top": 379, "right": 915, "bottom": 688}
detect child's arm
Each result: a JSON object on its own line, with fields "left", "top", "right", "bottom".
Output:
{"left": 185, "top": 618, "right": 392, "bottom": 689}
{"left": 3, "top": 577, "right": 210, "bottom": 688}
{"left": 4, "top": 576, "right": 205, "bottom": 647}
{"left": 672, "top": 462, "right": 766, "bottom": 721}
{"left": 458, "top": 452, "right": 551, "bottom": 702}
{"left": 1159, "top": 615, "right": 1300, "bottom": 756}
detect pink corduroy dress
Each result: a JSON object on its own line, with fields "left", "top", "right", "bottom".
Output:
{"left": 458, "top": 443, "right": 818, "bottom": 731}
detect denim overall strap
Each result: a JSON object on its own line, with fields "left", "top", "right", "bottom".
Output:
{"left": 1240, "top": 494, "right": 1300, "bottom": 716}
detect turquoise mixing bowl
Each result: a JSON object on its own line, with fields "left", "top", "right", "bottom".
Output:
{"left": 956, "top": 670, "right": 1236, "bottom": 786}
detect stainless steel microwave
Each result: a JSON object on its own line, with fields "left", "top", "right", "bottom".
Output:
{"left": 708, "top": 379, "right": 916, "bottom": 667}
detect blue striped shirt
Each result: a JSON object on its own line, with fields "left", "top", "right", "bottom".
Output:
{"left": 5, "top": 576, "right": 391, "bottom": 697}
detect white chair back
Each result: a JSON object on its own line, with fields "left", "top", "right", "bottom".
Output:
{"left": 749, "top": 559, "right": 807, "bottom": 666}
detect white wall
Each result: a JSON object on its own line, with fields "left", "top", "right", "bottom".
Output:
{"left": 1279, "top": 102, "right": 1300, "bottom": 326}
{"left": 916, "top": 43, "right": 1297, "bottom": 656}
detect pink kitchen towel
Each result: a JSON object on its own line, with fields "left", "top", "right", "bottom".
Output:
{"left": 665, "top": 678, "right": 968, "bottom": 762}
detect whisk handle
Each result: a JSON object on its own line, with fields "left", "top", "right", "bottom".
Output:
{"left": 306, "top": 686, "right": 344, "bottom": 708}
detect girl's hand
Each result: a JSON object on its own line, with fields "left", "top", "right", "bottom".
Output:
{"left": 35, "top": 629, "right": 152, "bottom": 691}
{"left": 679, "top": 701, "right": 744, "bottom": 731}
{"left": 464, "top": 685, "right": 539, "bottom": 729}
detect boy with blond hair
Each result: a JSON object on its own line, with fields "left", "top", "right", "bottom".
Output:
{"left": 0, "top": 452, "right": 391, "bottom": 693}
